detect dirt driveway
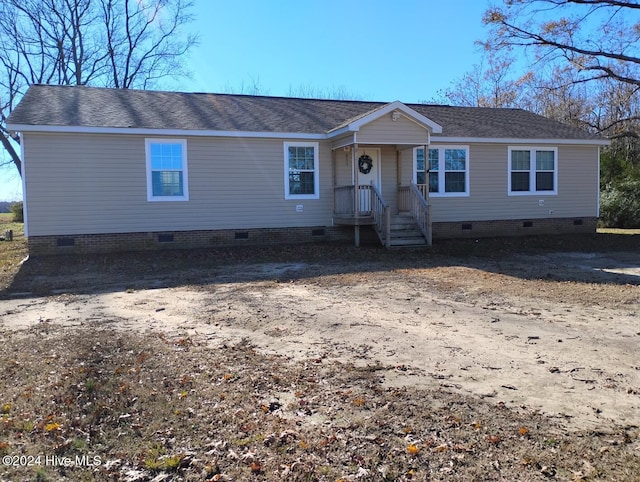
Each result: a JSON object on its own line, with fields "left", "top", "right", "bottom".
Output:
{"left": 2, "top": 240, "right": 639, "bottom": 433}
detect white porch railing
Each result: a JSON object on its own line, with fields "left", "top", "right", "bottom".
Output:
{"left": 333, "top": 185, "right": 374, "bottom": 215}
{"left": 398, "top": 182, "right": 432, "bottom": 246}
{"left": 334, "top": 184, "right": 390, "bottom": 247}
{"left": 334, "top": 185, "right": 356, "bottom": 215}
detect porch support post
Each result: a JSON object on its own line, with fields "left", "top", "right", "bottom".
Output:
{"left": 353, "top": 142, "right": 360, "bottom": 247}
{"left": 424, "top": 142, "right": 432, "bottom": 246}
{"left": 353, "top": 142, "right": 359, "bottom": 215}
{"left": 423, "top": 144, "right": 429, "bottom": 202}
{"left": 396, "top": 148, "right": 401, "bottom": 189}
{"left": 332, "top": 149, "right": 336, "bottom": 215}
{"left": 332, "top": 149, "right": 336, "bottom": 191}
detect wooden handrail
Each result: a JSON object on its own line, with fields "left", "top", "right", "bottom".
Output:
{"left": 370, "top": 182, "right": 391, "bottom": 248}
{"left": 408, "top": 182, "right": 432, "bottom": 246}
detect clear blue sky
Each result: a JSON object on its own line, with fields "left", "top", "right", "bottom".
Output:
{"left": 0, "top": 0, "right": 492, "bottom": 202}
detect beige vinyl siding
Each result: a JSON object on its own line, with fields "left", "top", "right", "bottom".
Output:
{"left": 399, "top": 148, "right": 414, "bottom": 186}
{"left": 23, "top": 133, "right": 334, "bottom": 236}
{"left": 400, "top": 143, "right": 599, "bottom": 222}
{"left": 379, "top": 146, "right": 399, "bottom": 211}
{"left": 332, "top": 145, "right": 399, "bottom": 211}
{"left": 357, "top": 115, "right": 429, "bottom": 144}
{"left": 334, "top": 148, "right": 353, "bottom": 187}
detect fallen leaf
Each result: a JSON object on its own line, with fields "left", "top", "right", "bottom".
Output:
{"left": 452, "top": 444, "right": 472, "bottom": 452}
{"left": 44, "top": 422, "right": 61, "bottom": 432}
{"left": 351, "top": 397, "right": 366, "bottom": 407}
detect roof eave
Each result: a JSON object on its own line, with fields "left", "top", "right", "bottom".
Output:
{"left": 432, "top": 135, "right": 610, "bottom": 146}
{"left": 8, "top": 124, "right": 610, "bottom": 146}
{"left": 6, "top": 124, "right": 327, "bottom": 140}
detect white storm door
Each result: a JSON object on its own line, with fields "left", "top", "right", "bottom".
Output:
{"left": 355, "top": 148, "right": 381, "bottom": 213}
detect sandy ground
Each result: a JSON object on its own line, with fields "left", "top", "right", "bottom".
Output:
{"left": 2, "top": 250, "right": 639, "bottom": 434}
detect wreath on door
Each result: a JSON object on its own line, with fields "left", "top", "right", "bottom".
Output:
{"left": 358, "top": 154, "right": 373, "bottom": 175}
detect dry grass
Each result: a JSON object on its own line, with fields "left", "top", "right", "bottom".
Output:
{"left": 0, "top": 214, "right": 27, "bottom": 292}
{"left": 1, "top": 327, "right": 638, "bottom": 481}
{"left": 598, "top": 227, "right": 640, "bottom": 235}
{"left": 1, "top": 229, "right": 640, "bottom": 480}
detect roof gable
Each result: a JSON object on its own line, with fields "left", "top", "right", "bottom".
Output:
{"left": 328, "top": 101, "right": 442, "bottom": 136}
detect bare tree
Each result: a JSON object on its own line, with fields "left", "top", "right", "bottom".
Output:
{"left": 221, "top": 75, "right": 271, "bottom": 96}
{"left": 482, "top": 0, "right": 640, "bottom": 173}
{"left": 286, "top": 83, "right": 365, "bottom": 101}
{"left": 101, "top": 0, "right": 196, "bottom": 89}
{"left": 222, "top": 78, "right": 365, "bottom": 101}
{"left": 434, "top": 52, "right": 526, "bottom": 108}
{"left": 437, "top": 49, "right": 630, "bottom": 137}
{"left": 0, "top": 0, "right": 198, "bottom": 176}
{"left": 483, "top": 1, "right": 640, "bottom": 87}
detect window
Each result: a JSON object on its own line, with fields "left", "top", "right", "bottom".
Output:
{"left": 508, "top": 147, "right": 557, "bottom": 195}
{"left": 414, "top": 146, "right": 469, "bottom": 196}
{"left": 284, "top": 142, "right": 319, "bottom": 199}
{"left": 146, "top": 139, "right": 189, "bottom": 201}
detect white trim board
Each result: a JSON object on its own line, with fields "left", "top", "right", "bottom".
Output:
{"left": 7, "top": 124, "right": 326, "bottom": 140}
{"left": 19, "top": 137, "right": 28, "bottom": 238}
{"left": 346, "top": 101, "right": 443, "bottom": 134}
{"left": 432, "top": 136, "right": 610, "bottom": 146}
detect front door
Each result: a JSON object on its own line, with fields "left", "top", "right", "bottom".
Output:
{"left": 356, "top": 148, "right": 381, "bottom": 213}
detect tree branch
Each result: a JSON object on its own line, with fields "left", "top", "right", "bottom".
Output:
{"left": 0, "top": 0, "right": 197, "bottom": 177}
{"left": 0, "top": 130, "right": 21, "bottom": 176}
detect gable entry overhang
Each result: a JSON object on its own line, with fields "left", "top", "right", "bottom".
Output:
{"left": 328, "top": 102, "right": 442, "bottom": 248}
{"left": 328, "top": 101, "right": 442, "bottom": 149}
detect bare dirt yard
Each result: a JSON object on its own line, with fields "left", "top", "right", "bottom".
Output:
{"left": 0, "top": 230, "right": 639, "bottom": 481}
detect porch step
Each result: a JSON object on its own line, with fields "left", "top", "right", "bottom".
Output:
{"left": 385, "top": 214, "right": 428, "bottom": 247}
{"left": 389, "top": 237, "right": 428, "bottom": 247}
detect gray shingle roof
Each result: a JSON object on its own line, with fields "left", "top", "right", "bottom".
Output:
{"left": 7, "top": 84, "right": 604, "bottom": 141}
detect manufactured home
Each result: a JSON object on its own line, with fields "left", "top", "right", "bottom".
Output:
{"left": 6, "top": 85, "right": 608, "bottom": 255}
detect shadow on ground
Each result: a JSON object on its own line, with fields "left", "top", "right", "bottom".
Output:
{"left": 2, "top": 233, "right": 640, "bottom": 299}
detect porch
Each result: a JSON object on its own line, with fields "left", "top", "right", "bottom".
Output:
{"left": 326, "top": 102, "right": 442, "bottom": 248}
{"left": 333, "top": 183, "right": 432, "bottom": 248}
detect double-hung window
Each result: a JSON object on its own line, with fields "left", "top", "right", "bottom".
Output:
{"left": 146, "top": 139, "right": 189, "bottom": 201}
{"left": 284, "top": 142, "right": 319, "bottom": 199}
{"left": 415, "top": 146, "right": 469, "bottom": 196}
{"left": 508, "top": 147, "right": 557, "bottom": 195}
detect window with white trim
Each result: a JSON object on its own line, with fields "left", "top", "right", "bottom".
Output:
{"left": 415, "top": 146, "right": 469, "bottom": 196}
{"left": 508, "top": 147, "right": 557, "bottom": 195}
{"left": 284, "top": 142, "right": 319, "bottom": 199}
{"left": 145, "top": 139, "right": 189, "bottom": 201}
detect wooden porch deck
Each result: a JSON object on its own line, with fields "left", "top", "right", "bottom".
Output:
{"left": 333, "top": 184, "right": 432, "bottom": 247}
{"left": 332, "top": 215, "right": 375, "bottom": 226}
